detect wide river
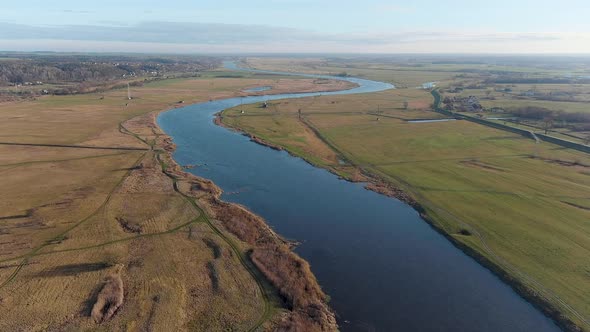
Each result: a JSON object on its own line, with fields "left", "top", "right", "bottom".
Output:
{"left": 157, "top": 62, "right": 559, "bottom": 331}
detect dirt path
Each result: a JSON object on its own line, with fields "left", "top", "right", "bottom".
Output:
{"left": 0, "top": 119, "right": 275, "bottom": 331}
{"left": 0, "top": 141, "right": 149, "bottom": 151}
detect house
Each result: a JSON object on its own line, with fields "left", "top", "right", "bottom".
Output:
{"left": 447, "top": 95, "right": 482, "bottom": 112}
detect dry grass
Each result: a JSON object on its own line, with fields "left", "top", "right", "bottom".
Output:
{"left": 206, "top": 195, "right": 338, "bottom": 331}
{"left": 0, "top": 73, "right": 343, "bottom": 331}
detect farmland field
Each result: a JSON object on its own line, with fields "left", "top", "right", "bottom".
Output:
{"left": 222, "top": 71, "right": 590, "bottom": 330}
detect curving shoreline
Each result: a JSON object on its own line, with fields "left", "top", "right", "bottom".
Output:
{"left": 150, "top": 107, "right": 338, "bottom": 330}
{"left": 216, "top": 111, "right": 579, "bottom": 331}
{"left": 212, "top": 83, "right": 582, "bottom": 332}
{"left": 153, "top": 64, "right": 574, "bottom": 331}
{"left": 116, "top": 73, "right": 360, "bottom": 330}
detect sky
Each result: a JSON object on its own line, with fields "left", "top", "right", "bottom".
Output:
{"left": 1, "top": 0, "right": 589, "bottom": 54}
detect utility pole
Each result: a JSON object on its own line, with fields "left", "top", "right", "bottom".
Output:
{"left": 127, "top": 83, "right": 132, "bottom": 100}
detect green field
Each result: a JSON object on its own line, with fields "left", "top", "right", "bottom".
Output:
{"left": 222, "top": 87, "right": 590, "bottom": 330}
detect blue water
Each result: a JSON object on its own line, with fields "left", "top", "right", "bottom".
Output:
{"left": 157, "top": 62, "right": 559, "bottom": 332}
{"left": 244, "top": 86, "right": 272, "bottom": 92}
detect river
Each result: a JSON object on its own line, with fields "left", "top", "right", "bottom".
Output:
{"left": 157, "top": 62, "right": 559, "bottom": 331}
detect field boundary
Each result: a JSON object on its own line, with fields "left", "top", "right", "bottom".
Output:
{"left": 220, "top": 90, "right": 590, "bottom": 331}
{"left": 431, "top": 90, "right": 590, "bottom": 154}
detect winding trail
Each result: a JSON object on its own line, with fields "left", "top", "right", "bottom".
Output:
{"left": 0, "top": 141, "right": 149, "bottom": 151}
{"left": 0, "top": 151, "right": 148, "bottom": 287}
{"left": 0, "top": 100, "right": 279, "bottom": 332}
{"left": 0, "top": 120, "right": 277, "bottom": 331}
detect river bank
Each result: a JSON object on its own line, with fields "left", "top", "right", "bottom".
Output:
{"left": 0, "top": 67, "right": 400, "bottom": 331}
{"left": 120, "top": 74, "right": 368, "bottom": 330}
{"left": 217, "top": 110, "right": 420, "bottom": 207}
{"left": 158, "top": 71, "right": 563, "bottom": 331}
{"left": 219, "top": 110, "right": 586, "bottom": 331}
{"left": 216, "top": 90, "right": 584, "bottom": 332}
{"left": 143, "top": 107, "right": 338, "bottom": 330}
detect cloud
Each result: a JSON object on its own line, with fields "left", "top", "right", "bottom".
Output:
{"left": 0, "top": 21, "right": 587, "bottom": 53}
{"left": 0, "top": 21, "right": 323, "bottom": 44}
{"left": 62, "top": 10, "right": 93, "bottom": 14}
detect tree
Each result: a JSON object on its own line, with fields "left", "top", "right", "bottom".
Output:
{"left": 402, "top": 101, "right": 409, "bottom": 110}
{"left": 542, "top": 117, "right": 554, "bottom": 134}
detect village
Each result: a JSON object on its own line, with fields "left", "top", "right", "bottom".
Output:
{"left": 442, "top": 95, "right": 488, "bottom": 112}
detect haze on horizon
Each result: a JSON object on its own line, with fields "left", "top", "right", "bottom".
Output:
{"left": 1, "top": 0, "right": 590, "bottom": 54}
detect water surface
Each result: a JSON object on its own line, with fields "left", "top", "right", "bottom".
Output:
{"left": 244, "top": 86, "right": 272, "bottom": 92}
{"left": 157, "top": 63, "right": 559, "bottom": 332}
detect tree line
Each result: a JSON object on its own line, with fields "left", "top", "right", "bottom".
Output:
{"left": 511, "top": 106, "right": 590, "bottom": 131}
{"left": 0, "top": 53, "right": 220, "bottom": 95}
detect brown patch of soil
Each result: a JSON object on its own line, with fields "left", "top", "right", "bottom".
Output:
{"left": 249, "top": 134, "right": 284, "bottom": 151}
{"left": 533, "top": 156, "right": 590, "bottom": 170}
{"left": 365, "top": 181, "right": 421, "bottom": 210}
{"left": 91, "top": 270, "right": 124, "bottom": 323}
